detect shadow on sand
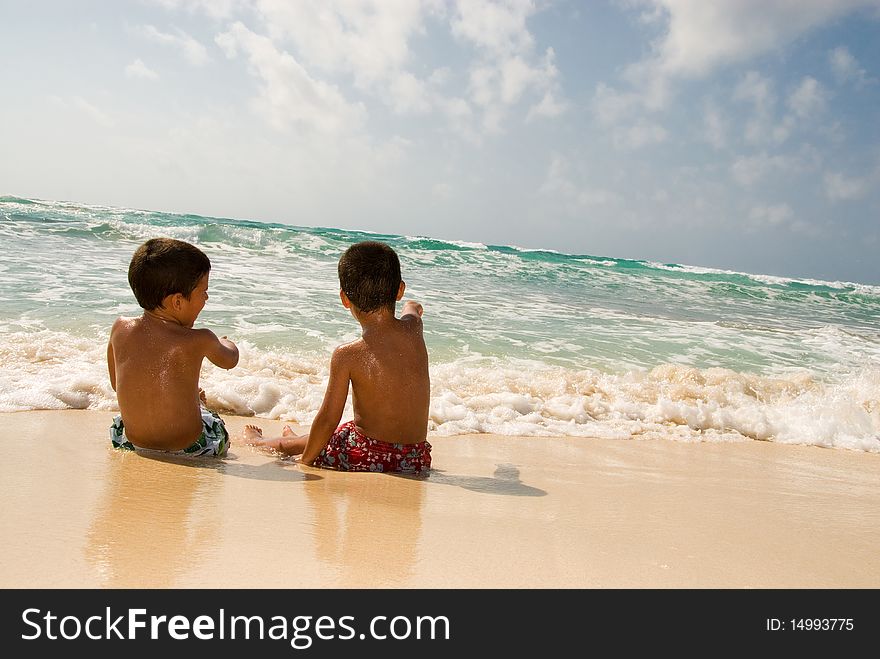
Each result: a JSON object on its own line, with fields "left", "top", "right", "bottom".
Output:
{"left": 133, "top": 449, "right": 323, "bottom": 482}
{"left": 400, "top": 462, "right": 546, "bottom": 497}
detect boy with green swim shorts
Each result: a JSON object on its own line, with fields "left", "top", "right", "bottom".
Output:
{"left": 107, "top": 238, "right": 239, "bottom": 456}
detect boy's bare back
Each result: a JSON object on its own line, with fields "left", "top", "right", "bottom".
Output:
{"left": 109, "top": 314, "right": 228, "bottom": 450}
{"left": 340, "top": 303, "right": 429, "bottom": 444}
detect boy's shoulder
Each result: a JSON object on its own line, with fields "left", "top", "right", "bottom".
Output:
{"left": 110, "top": 315, "right": 140, "bottom": 334}
{"left": 111, "top": 315, "right": 216, "bottom": 343}
{"left": 332, "top": 337, "right": 365, "bottom": 359}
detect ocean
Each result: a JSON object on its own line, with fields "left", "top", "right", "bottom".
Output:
{"left": 2, "top": 195, "right": 878, "bottom": 452}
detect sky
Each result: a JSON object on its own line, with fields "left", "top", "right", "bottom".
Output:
{"left": 2, "top": 1, "right": 879, "bottom": 284}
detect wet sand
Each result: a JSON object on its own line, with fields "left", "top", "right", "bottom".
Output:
{"left": 1, "top": 410, "right": 878, "bottom": 588}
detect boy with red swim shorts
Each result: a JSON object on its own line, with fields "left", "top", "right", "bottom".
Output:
{"left": 244, "top": 241, "right": 431, "bottom": 474}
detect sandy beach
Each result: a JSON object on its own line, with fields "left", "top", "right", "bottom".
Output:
{"left": 0, "top": 409, "right": 877, "bottom": 589}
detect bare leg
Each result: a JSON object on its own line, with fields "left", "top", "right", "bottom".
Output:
{"left": 243, "top": 424, "right": 307, "bottom": 456}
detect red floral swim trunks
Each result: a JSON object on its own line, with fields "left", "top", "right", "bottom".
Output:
{"left": 313, "top": 421, "right": 432, "bottom": 474}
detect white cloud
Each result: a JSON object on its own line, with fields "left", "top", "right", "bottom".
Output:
{"left": 748, "top": 203, "right": 792, "bottom": 226}
{"left": 732, "top": 72, "right": 826, "bottom": 145}
{"left": 575, "top": 188, "right": 619, "bottom": 206}
{"left": 435, "top": 96, "right": 479, "bottom": 143}
{"left": 527, "top": 91, "right": 567, "bottom": 121}
{"left": 730, "top": 146, "right": 821, "bottom": 186}
{"left": 499, "top": 55, "right": 539, "bottom": 104}
{"left": 215, "top": 22, "right": 365, "bottom": 135}
{"left": 824, "top": 172, "right": 868, "bottom": 200}
{"left": 731, "top": 72, "right": 774, "bottom": 143}
{"left": 829, "top": 46, "right": 872, "bottom": 87}
{"left": 125, "top": 59, "right": 159, "bottom": 80}
{"left": 592, "top": 83, "right": 639, "bottom": 125}
{"left": 139, "top": 24, "right": 211, "bottom": 66}
{"left": 592, "top": 83, "right": 668, "bottom": 146}
{"left": 746, "top": 202, "right": 816, "bottom": 234}
{"left": 466, "top": 48, "right": 562, "bottom": 132}
{"left": 249, "top": 0, "right": 497, "bottom": 132}
{"left": 469, "top": 64, "right": 498, "bottom": 109}
{"left": 539, "top": 154, "right": 577, "bottom": 197}
{"left": 253, "top": 0, "right": 426, "bottom": 88}
{"left": 702, "top": 101, "right": 728, "bottom": 149}
{"left": 439, "top": 96, "right": 472, "bottom": 121}
{"left": 428, "top": 67, "right": 452, "bottom": 86}
{"left": 637, "top": 0, "right": 880, "bottom": 79}
{"left": 539, "top": 154, "right": 618, "bottom": 207}
{"left": 451, "top": 1, "right": 566, "bottom": 130}
{"left": 733, "top": 71, "right": 774, "bottom": 112}
{"left": 731, "top": 153, "right": 790, "bottom": 186}
{"left": 614, "top": 119, "right": 668, "bottom": 150}
{"left": 149, "top": 0, "right": 245, "bottom": 20}
{"left": 388, "top": 72, "right": 432, "bottom": 114}
{"left": 52, "top": 96, "right": 114, "bottom": 127}
{"left": 450, "top": 0, "right": 535, "bottom": 56}
{"left": 596, "top": 1, "right": 879, "bottom": 122}
{"left": 787, "top": 76, "right": 826, "bottom": 118}
{"left": 227, "top": 1, "right": 562, "bottom": 133}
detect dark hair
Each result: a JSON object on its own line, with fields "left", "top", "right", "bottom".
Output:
{"left": 337, "top": 241, "right": 401, "bottom": 313}
{"left": 127, "top": 238, "right": 211, "bottom": 310}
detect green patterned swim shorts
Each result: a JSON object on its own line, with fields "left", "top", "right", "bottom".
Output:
{"left": 109, "top": 406, "right": 230, "bottom": 457}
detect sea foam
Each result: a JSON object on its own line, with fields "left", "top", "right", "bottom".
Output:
{"left": 2, "top": 329, "right": 877, "bottom": 452}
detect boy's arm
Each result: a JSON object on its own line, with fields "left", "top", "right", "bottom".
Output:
{"left": 201, "top": 329, "right": 240, "bottom": 370}
{"left": 300, "top": 347, "right": 351, "bottom": 465}
{"left": 107, "top": 319, "right": 119, "bottom": 391}
{"left": 400, "top": 300, "right": 423, "bottom": 322}
{"left": 107, "top": 339, "right": 116, "bottom": 391}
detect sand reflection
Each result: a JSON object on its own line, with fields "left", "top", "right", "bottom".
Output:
{"left": 85, "top": 450, "right": 222, "bottom": 588}
{"left": 303, "top": 469, "right": 427, "bottom": 587}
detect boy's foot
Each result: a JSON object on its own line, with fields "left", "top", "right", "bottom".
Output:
{"left": 282, "top": 425, "right": 295, "bottom": 437}
{"left": 243, "top": 424, "right": 263, "bottom": 444}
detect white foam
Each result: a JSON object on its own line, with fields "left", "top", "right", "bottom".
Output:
{"left": 502, "top": 244, "right": 563, "bottom": 254}
{"left": 0, "top": 330, "right": 116, "bottom": 412}
{"left": 1, "top": 330, "right": 878, "bottom": 451}
{"left": 643, "top": 260, "right": 880, "bottom": 295}
{"left": 403, "top": 235, "right": 488, "bottom": 250}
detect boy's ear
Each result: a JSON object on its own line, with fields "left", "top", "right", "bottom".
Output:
{"left": 340, "top": 289, "right": 351, "bottom": 308}
{"left": 160, "top": 293, "right": 182, "bottom": 311}
{"left": 396, "top": 281, "right": 405, "bottom": 301}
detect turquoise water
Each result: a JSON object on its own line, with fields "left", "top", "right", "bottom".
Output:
{"left": 2, "top": 195, "right": 879, "bottom": 451}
